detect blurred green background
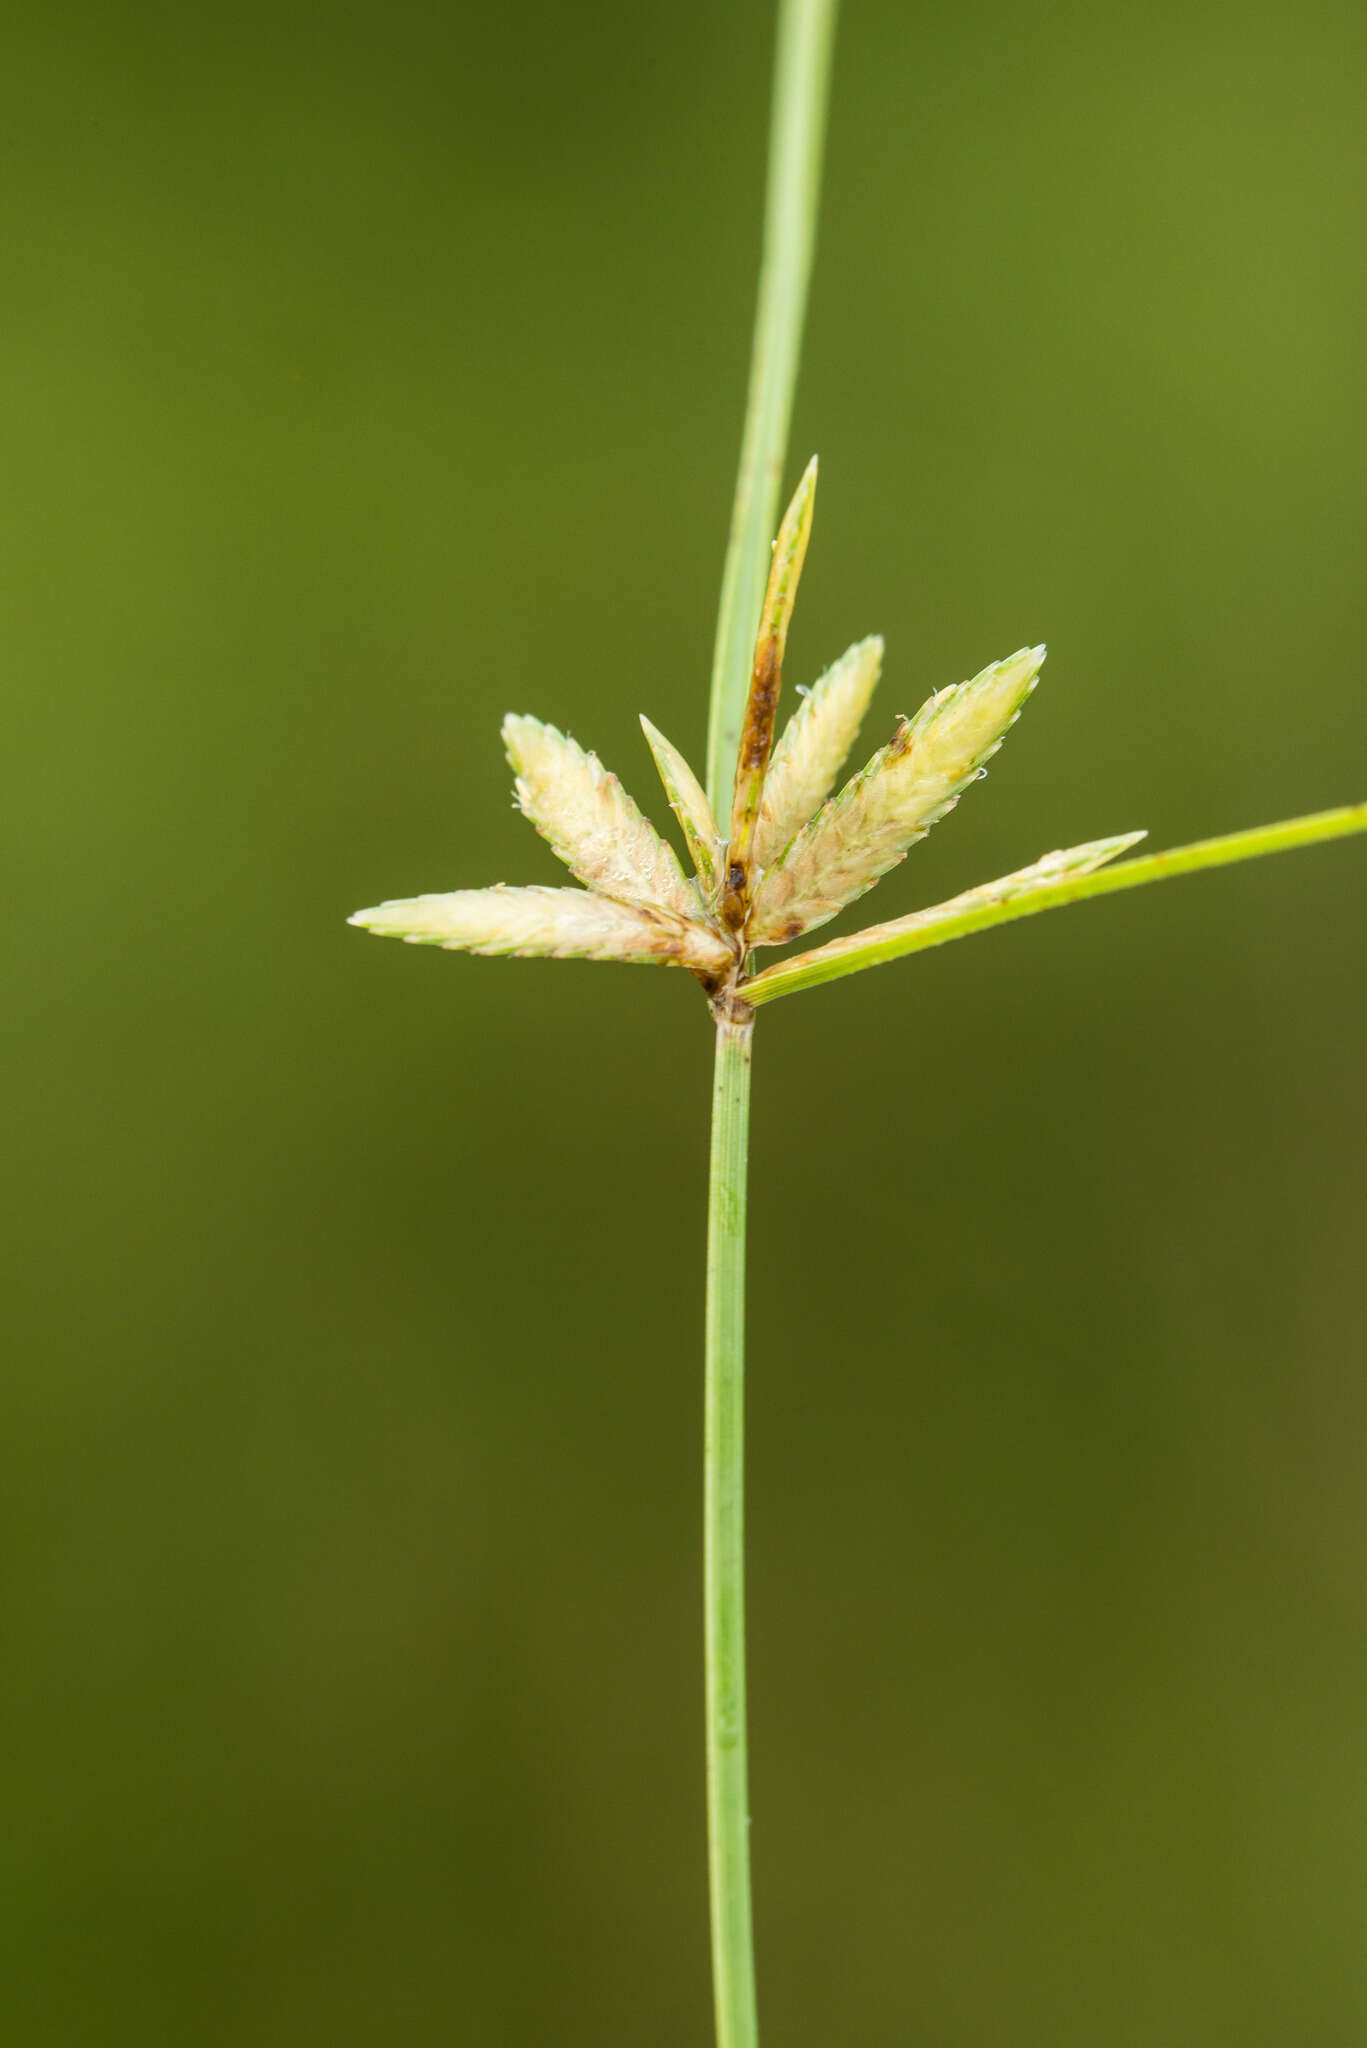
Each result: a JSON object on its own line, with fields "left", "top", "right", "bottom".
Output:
{"left": 4, "top": 0, "right": 1367, "bottom": 2040}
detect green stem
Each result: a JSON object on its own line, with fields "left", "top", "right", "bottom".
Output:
{"left": 701, "top": 8, "right": 837, "bottom": 2034}
{"left": 745, "top": 801, "right": 1367, "bottom": 1004}
{"left": 704, "top": 0, "right": 840, "bottom": 817}
{"left": 705, "top": 1012, "right": 757, "bottom": 2048}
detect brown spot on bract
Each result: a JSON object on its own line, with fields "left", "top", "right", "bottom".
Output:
{"left": 739, "top": 642, "right": 782, "bottom": 770}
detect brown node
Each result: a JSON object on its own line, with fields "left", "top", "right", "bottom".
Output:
{"left": 709, "top": 979, "right": 755, "bottom": 1028}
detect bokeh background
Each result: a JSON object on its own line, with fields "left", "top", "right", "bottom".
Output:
{"left": 5, "top": 1, "right": 1367, "bottom": 2040}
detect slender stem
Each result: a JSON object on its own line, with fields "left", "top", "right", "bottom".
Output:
{"left": 705, "top": 1012, "right": 757, "bottom": 2048}
{"left": 744, "top": 801, "right": 1367, "bottom": 1004}
{"left": 701, "top": 8, "right": 837, "bottom": 2034}
{"left": 704, "top": 0, "right": 840, "bottom": 817}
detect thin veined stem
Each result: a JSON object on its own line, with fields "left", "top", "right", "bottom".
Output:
{"left": 704, "top": 0, "right": 840, "bottom": 818}
{"left": 704, "top": 1014, "right": 757, "bottom": 2048}
{"left": 701, "top": 6, "right": 838, "bottom": 2043}
{"left": 744, "top": 801, "right": 1367, "bottom": 1004}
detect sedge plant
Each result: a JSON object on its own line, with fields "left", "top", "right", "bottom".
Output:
{"left": 349, "top": 2, "right": 1367, "bottom": 2041}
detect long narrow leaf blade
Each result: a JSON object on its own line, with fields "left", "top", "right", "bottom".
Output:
{"left": 350, "top": 884, "right": 734, "bottom": 972}
{"left": 744, "top": 805, "right": 1367, "bottom": 1004}
{"left": 749, "top": 645, "right": 1044, "bottom": 945}
{"left": 748, "top": 834, "right": 1141, "bottom": 994}
{"left": 503, "top": 714, "right": 706, "bottom": 925}
{"left": 752, "top": 635, "right": 883, "bottom": 869}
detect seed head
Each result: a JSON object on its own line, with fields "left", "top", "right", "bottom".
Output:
{"left": 349, "top": 471, "right": 1140, "bottom": 1013}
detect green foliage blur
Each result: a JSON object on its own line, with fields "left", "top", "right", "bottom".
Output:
{"left": 4, "top": 1, "right": 1366, "bottom": 2040}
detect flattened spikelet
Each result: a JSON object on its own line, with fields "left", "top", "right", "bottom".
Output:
{"left": 726, "top": 456, "right": 819, "bottom": 882}
{"left": 752, "top": 636, "right": 883, "bottom": 869}
{"left": 749, "top": 645, "right": 1045, "bottom": 945}
{"left": 349, "top": 885, "right": 734, "bottom": 971}
{"left": 639, "top": 716, "right": 723, "bottom": 899}
{"left": 503, "top": 714, "right": 704, "bottom": 924}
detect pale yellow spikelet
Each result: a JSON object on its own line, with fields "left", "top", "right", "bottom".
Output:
{"left": 748, "top": 645, "right": 1046, "bottom": 945}
{"left": 502, "top": 714, "right": 705, "bottom": 925}
{"left": 349, "top": 885, "right": 734, "bottom": 972}
{"left": 751, "top": 635, "right": 883, "bottom": 870}
{"left": 639, "top": 716, "right": 724, "bottom": 900}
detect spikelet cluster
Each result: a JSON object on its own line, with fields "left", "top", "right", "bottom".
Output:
{"left": 349, "top": 463, "right": 1145, "bottom": 1008}
{"left": 748, "top": 647, "right": 1045, "bottom": 945}
{"left": 350, "top": 712, "right": 738, "bottom": 978}
{"left": 503, "top": 714, "right": 703, "bottom": 924}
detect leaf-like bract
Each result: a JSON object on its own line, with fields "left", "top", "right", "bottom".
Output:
{"left": 748, "top": 646, "right": 1045, "bottom": 945}
{"left": 640, "top": 716, "right": 723, "bottom": 899}
{"left": 752, "top": 635, "right": 883, "bottom": 870}
{"left": 349, "top": 885, "right": 734, "bottom": 971}
{"left": 503, "top": 714, "right": 705, "bottom": 925}
{"left": 745, "top": 833, "right": 1147, "bottom": 997}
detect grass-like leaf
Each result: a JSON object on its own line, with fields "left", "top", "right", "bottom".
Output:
{"left": 748, "top": 645, "right": 1044, "bottom": 944}
{"left": 350, "top": 884, "right": 734, "bottom": 971}
{"left": 503, "top": 714, "right": 706, "bottom": 925}
{"left": 752, "top": 634, "right": 883, "bottom": 869}
{"left": 745, "top": 804, "right": 1367, "bottom": 1003}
